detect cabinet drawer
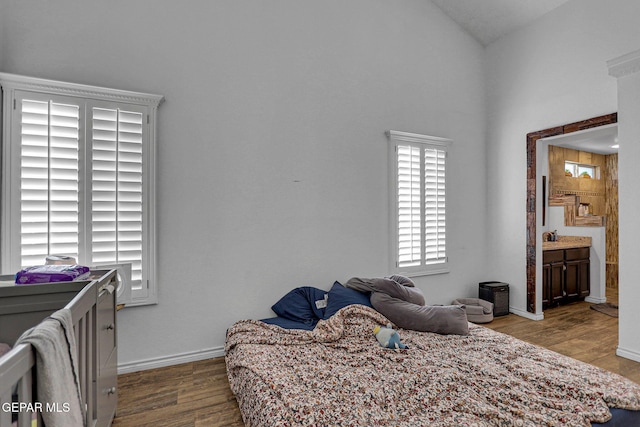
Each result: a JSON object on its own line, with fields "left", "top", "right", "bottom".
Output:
{"left": 96, "top": 351, "right": 117, "bottom": 427}
{"left": 98, "top": 289, "right": 116, "bottom": 367}
{"left": 565, "top": 247, "right": 589, "bottom": 261}
{"left": 543, "top": 250, "right": 564, "bottom": 264}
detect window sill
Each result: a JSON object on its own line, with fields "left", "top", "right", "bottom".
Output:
{"left": 394, "top": 267, "right": 450, "bottom": 278}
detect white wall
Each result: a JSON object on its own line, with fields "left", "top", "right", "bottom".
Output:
{"left": 0, "top": 24, "right": 4, "bottom": 71}
{"left": 610, "top": 50, "right": 640, "bottom": 362}
{"left": 0, "top": 1, "right": 488, "bottom": 369}
{"left": 486, "top": 0, "right": 640, "bottom": 317}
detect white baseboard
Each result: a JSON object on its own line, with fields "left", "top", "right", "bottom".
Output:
{"left": 616, "top": 346, "right": 640, "bottom": 363}
{"left": 117, "top": 346, "right": 225, "bottom": 374}
{"left": 585, "top": 296, "right": 607, "bottom": 304}
{"left": 508, "top": 306, "right": 544, "bottom": 321}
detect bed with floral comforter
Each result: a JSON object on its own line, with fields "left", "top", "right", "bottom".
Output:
{"left": 225, "top": 305, "right": 640, "bottom": 426}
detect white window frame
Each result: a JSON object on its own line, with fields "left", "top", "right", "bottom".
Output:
{"left": 564, "top": 160, "right": 599, "bottom": 179}
{"left": 0, "top": 73, "right": 163, "bottom": 306}
{"left": 387, "top": 130, "right": 451, "bottom": 277}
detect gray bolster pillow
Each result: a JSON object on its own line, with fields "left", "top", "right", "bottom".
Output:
{"left": 386, "top": 274, "right": 415, "bottom": 287}
{"left": 370, "top": 278, "right": 425, "bottom": 306}
{"left": 371, "top": 293, "right": 469, "bottom": 335}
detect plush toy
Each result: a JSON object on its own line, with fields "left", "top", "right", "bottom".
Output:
{"left": 373, "top": 324, "right": 408, "bottom": 349}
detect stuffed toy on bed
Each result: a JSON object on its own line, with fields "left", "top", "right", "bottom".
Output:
{"left": 373, "top": 324, "right": 408, "bottom": 350}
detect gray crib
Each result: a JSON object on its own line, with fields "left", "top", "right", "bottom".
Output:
{"left": 0, "top": 270, "right": 117, "bottom": 427}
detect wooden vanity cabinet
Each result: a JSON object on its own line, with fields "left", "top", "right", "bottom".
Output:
{"left": 543, "top": 247, "right": 590, "bottom": 308}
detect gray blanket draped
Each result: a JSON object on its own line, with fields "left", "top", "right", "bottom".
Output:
{"left": 345, "top": 276, "right": 469, "bottom": 335}
{"left": 17, "top": 308, "right": 85, "bottom": 427}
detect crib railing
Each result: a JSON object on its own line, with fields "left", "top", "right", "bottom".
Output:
{"left": 70, "top": 278, "right": 98, "bottom": 427}
{"left": 0, "top": 344, "right": 41, "bottom": 427}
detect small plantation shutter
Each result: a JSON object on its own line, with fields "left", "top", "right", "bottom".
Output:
{"left": 424, "top": 147, "right": 446, "bottom": 264}
{"left": 397, "top": 144, "right": 422, "bottom": 268}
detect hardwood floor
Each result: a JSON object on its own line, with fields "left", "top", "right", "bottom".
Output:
{"left": 483, "top": 288, "right": 640, "bottom": 384}
{"left": 112, "top": 357, "right": 244, "bottom": 427}
{"left": 112, "top": 289, "right": 639, "bottom": 426}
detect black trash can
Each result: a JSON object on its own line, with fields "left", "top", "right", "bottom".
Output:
{"left": 479, "top": 282, "right": 509, "bottom": 316}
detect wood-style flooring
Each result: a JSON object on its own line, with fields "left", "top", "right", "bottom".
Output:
{"left": 112, "top": 288, "right": 638, "bottom": 427}
{"left": 484, "top": 288, "right": 640, "bottom": 384}
{"left": 112, "top": 356, "right": 243, "bottom": 427}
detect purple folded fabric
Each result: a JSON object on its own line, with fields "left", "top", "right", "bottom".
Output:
{"left": 15, "top": 265, "right": 90, "bottom": 284}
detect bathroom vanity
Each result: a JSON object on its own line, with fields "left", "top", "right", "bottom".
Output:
{"left": 542, "top": 236, "right": 591, "bottom": 308}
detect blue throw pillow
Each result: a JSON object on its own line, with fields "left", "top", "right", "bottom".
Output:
{"left": 271, "top": 286, "right": 327, "bottom": 325}
{"left": 323, "top": 281, "right": 373, "bottom": 319}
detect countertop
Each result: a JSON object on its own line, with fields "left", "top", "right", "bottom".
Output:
{"left": 542, "top": 236, "right": 592, "bottom": 251}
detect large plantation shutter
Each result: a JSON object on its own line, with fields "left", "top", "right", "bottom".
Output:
{"left": 19, "top": 98, "right": 81, "bottom": 267}
{"left": 91, "top": 106, "right": 145, "bottom": 287}
{"left": 388, "top": 131, "right": 451, "bottom": 276}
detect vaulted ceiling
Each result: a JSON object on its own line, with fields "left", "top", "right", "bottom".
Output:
{"left": 431, "top": 0, "right": 572, "bottom": 46}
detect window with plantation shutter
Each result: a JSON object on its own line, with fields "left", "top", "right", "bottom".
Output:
{"left": 387, "top": 130, "right": 451, "bottom": 276}
{"left": 1, "top": 73, "right": 163, "bottom": 306}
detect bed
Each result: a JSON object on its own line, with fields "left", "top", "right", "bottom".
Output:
{"left": 0, "top": 269, "right": 117, "bottom": 427}
{"left": 225, "top": 279, "right": 640, "bottom": 426}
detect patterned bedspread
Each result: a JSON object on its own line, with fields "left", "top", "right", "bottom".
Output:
{"left": 225, "top": 305, "right": 640, "bottom": 426}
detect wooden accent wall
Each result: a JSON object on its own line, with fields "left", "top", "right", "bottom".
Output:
{"left": 605, "top": 154, "right": 619, "bottom": 289}
{"left": 548, "top": 146, "right": 606, "bottom": 216}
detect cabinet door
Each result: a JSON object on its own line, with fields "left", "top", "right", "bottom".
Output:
{"left": 578, "top": 259, "right": 590, "bottom": 297}
{"left": 565, "top": 260, "right": 580, "bottom": 301}
{"left": 542, "top": 264, "right": 551, "bottom": 309}
{"left": 550, "top": 261, "right": 565, "bottom": 304}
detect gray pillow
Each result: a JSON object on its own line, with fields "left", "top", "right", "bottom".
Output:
{"left": 371, "top": 293, "right": 469, "bottom": 335}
